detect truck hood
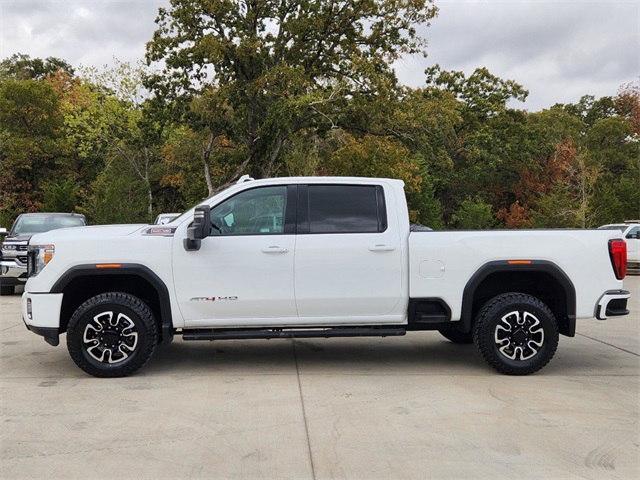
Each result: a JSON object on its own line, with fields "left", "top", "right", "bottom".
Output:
{"left": 30, "top": 224, "right": 146, "bottom": 244}
{"left": 2, "top": 234, "right": 32, "bottom": 244}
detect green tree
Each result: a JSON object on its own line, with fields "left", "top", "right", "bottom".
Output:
{"left": 146, "top": 0, "right": 438, "bottom": 185}
{"left": 89, "top": 158, "right": 149, "bottom": 224}
{"left": 451, "top": 196, "right": 495, "bottom": 230}
{"left": 0, "top": 53, "right": 74, "bottom": 82}
{"left": 42, "top": 178, "right": 80, "bottom": 213}
{"left": 559, "top": 94, "right": 617, "bottom": 129}
{"left": 586, "top": 116, "right": 640, "bottom": 224}
{"left": 0, "top": 78, "right": 73, "bottom": 224}
{"left": 419, "top": 66, "right": 529, "bottom": 224}
{"left": 66, "top": 61, "right": 165, "bottom": 222}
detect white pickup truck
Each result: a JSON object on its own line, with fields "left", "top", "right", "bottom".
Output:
{"left": 22, "top": 177, "right": 630, "bottom": 377}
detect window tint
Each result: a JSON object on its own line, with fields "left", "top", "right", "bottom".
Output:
{"left": 308, "top": 185, "right": 384, "bottom": 234}
{"left": 210, "top": 186, "right": 287, "bottom": 235}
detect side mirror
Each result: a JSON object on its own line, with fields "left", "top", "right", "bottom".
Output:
{"left": 0, "top": 228, "right": 8, "bottom": 239}
{"left": 184, "top": 205, "right": 211, "bottom": 251}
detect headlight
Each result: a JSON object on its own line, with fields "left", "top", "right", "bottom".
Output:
{"left": 2, "top": 245, "right": 16, "bottom": 251}
{"left": 27, "top": 244, "right": 55, "bottom": 277}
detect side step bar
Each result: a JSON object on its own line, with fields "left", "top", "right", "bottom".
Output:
{"left": 414, "top": 313, "right": 449, "bottom": 323}
{"left": 181, "top": 327, "right": 407, "bottom": 341}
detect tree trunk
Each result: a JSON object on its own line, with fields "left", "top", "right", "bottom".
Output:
{"left": 263, "top": 134, "right": 284, "bottom": 178}
{"left": 203, "top": 131, "right": 216, "bottom": 197}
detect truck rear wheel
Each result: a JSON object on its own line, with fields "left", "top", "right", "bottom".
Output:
{"left": 67, "top": 292, "right": 158, "bottom": 377}
{"left": 473, "top": 293, "right": 559, "bottom": 375}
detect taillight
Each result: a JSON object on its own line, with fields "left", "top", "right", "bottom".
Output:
{"left": 609, "top": 239, "right": 627, "bottom": 280}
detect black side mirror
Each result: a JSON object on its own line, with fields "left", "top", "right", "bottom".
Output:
{"left": 184, "top": 205, "right": 211, "bottom": 251}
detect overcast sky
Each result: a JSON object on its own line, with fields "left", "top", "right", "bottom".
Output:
{"left": 0, "top": 0, "right": 638, "bottom": 111}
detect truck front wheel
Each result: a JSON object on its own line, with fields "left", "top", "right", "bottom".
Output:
{"left": 67, "top": 292, "right": 158, "bottom": 377}
{"left": 473, "top": 293, "right": 559, "bottom": 375}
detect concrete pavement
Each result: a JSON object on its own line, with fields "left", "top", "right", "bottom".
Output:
{"left": 1, "top": 277, "right": 638, "bottom": 479}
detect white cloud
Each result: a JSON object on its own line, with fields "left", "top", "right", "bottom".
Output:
{"left": 398, "top": 0, "right": 640, "bottom": 110}
{"left": 0, "top": 0, "right": 164, "bottom": 68}
{"left": 1, "top": 0, "right": 637, "bottom": 111}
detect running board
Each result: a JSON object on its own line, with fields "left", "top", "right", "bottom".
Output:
{"left": 414, "top": 313, "right": 449, "bottom": 323}
{"left": 181, "top": 327, "right": 407, "bottom": 341}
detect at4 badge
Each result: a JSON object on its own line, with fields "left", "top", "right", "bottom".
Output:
{"left": 189, "top": 296, "right": 239, "bottom": 302}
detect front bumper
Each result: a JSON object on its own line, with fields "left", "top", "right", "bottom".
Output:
{"left": 22, "top": 292, "right": 64, "bottom": 346}
{"left": 0, "top": 260, "right": 27, "bottom": 285}
{"left": 595, "top": 290, "right": 631, "bottom": 320}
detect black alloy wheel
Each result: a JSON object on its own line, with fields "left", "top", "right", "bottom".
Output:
{"left": 473, "top": 293, "right": 559, "bottom": 375}
{"left": 67, "top": 292, "right": 158, "bottom": 377}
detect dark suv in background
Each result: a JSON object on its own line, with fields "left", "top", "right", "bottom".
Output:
{"left": 0, "top": 213, "right": 87, "bottom": 295}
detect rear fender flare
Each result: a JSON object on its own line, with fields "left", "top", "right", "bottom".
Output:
{"left": 460, "top": 260, "right": 576, "bottom": 336}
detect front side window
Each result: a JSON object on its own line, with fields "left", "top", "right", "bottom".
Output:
{"left": 210, "top": 186, "right": 287, "bottom": 235}
{"left": 627, "top": 226, "right": 640, "bottom": 238}
{"left": 307, "top": 185, "right": 385, "bottom": 234}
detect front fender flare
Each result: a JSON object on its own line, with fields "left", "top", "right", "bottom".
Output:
{"left": 51, "top": 263, "right": 174, "bottom": 344}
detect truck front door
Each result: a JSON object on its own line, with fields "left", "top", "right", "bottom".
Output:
{"left": 173, "top": 185, "right": 297, "bottom": 326}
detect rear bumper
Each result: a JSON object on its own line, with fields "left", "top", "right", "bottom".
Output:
{"left": 595, "top": 290, "right": 630, "bottom": 320}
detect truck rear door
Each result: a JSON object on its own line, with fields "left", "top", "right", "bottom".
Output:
{"left": 294, "top": 183, "right": 404, "bottom": 320}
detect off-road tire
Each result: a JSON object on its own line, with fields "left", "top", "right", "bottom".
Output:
{"left": 0, "top": 285, "right": 15, "bottom": 296}
{"left": 473, "top": 293, "right": 559, "bottom": 375}
{"left": 67, "top": 292, "right": 158, "bottom": 378}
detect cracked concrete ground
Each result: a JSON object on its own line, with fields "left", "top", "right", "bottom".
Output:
{"left": 1, "top": 277, "right": 638, "bottom": 479}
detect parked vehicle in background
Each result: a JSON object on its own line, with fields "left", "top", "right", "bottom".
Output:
{"left": 598, "top": 221, "right": 640, "bottom": 274}
{"left": 0, "top": 213, "right": 87, "bottom": 295}
{"left": 21, "top": 177, "right": 630, "bottom": 377}
{"left": 154, "top": 213, "right": 180, "bottom": 225}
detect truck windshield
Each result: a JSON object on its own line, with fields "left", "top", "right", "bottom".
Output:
{"left": 12, "top": 216, "right": 85, "bottom": 235}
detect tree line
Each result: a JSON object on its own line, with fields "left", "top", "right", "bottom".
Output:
{"left": 1, "top": 0, "right": 638, "bottom": 229}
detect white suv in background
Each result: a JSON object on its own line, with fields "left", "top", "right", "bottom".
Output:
{"left": 599, "top": 221, "right": 640, "bottom": 274}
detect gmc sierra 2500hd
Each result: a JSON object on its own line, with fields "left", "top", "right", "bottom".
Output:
{"left": 22, "top": 176, "right": 630, "bottom": 377}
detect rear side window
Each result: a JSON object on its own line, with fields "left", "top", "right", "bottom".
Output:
{"left": 307, "top": 185, "right": 386, "bottom": 234}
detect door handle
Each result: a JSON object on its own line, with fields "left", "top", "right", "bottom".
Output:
{"left": 261, "top": 246, "right": 290, "bottom": 254}
{"left": 368, "top": 245, "right": 396, "bottom": 252}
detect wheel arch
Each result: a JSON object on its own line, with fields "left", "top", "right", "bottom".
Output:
{"left": 460, "top": 260, "right": 576, "bottom": 337}
{"left": 51, "top": 264, "right": 174, "bottom": 344}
